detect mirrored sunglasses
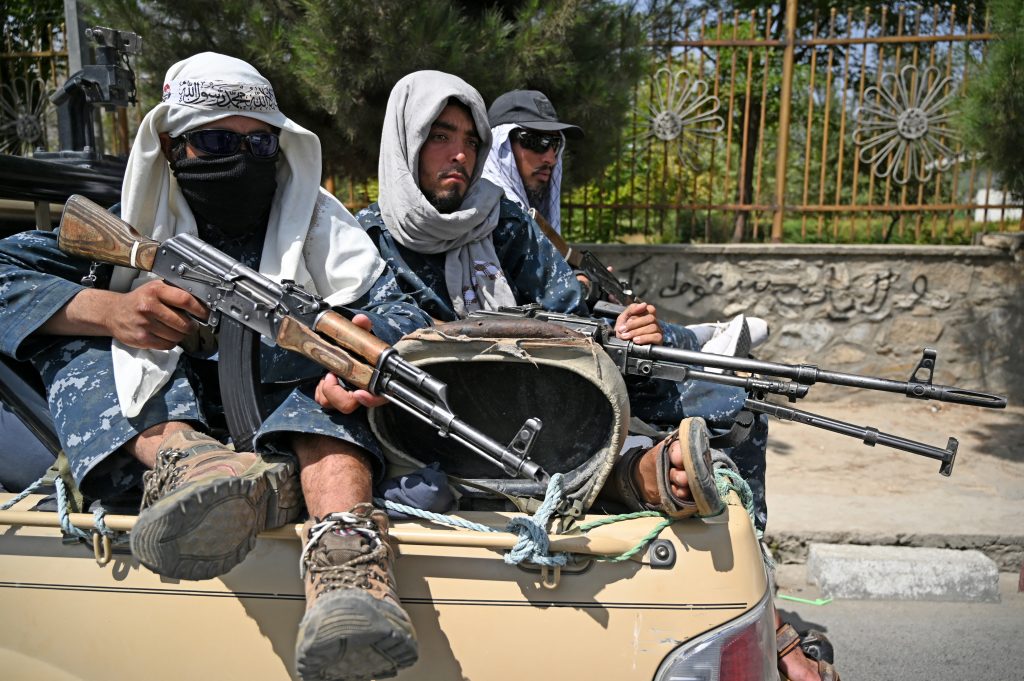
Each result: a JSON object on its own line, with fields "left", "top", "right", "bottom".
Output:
{"left": 177, "top": 129, "right": 280, "bottom": 158}
{"left": 512, "top": 129, "right": 563, "bottom": 155}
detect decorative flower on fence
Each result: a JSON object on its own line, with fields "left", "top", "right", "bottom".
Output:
{"left": 0, "top": 77, "right": 51, "bottom": 156}
{"left": 853, "top": 64, "right": 959, "bottom": 185}
{"left": 636, "top": 67, "right": 724, "bottom": 170}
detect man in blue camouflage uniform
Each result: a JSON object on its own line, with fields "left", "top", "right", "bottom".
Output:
{"left": 310, "top": 71, "right": 714, "bottom": 522}
{"left": 479, "top": 87, "right": 770, "bottom": 532}
{"left": 0, "top": 53, "right": 421, "bottom": 681}
{"left": 479, "top": 89, "right": 827, "bottom": 681}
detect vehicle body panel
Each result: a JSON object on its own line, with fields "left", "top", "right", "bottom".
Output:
{"left": 0, "top": 492, "right": 768, "bottom": 680}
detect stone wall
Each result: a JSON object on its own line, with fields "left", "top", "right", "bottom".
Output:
{"left": 585, "top": 241, "right": 1023, "bottom": 405}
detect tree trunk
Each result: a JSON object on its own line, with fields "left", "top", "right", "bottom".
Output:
{"left": 731, "top": 99, "right": 761, "bottom": 243}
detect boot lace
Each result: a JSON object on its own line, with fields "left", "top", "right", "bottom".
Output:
{"left": 300, "top": 512, "right": 388, "bottom": 592}
{"left": 140, "top": 449, "right": 189, "bottom": 510}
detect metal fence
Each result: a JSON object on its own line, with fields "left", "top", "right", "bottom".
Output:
{"left": 0, "top": 21, "right": 68, "bottom": 156}
{"left": 5, "top": 3, "right": 1020, "bottom": 245}
{"left": 561, "top": 1, "right": 1021, "bottom": 244}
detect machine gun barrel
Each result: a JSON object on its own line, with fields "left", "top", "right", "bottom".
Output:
{"left": 746, "top": 398, "right": 957, "bottom": 476}
{"left": 471, "top": 305, "right": 1006, "bottom": 475}
{"left": 626, "top": 342, "right": 1006, "bottom": 408}
{"left": 58, "top": 195, "right": 548, "bottom": 483}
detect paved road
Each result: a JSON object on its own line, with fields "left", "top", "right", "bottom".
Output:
{"left": 762, "top": 399, "right": 1024, "bottom": 569}
{"left": 775, "top": 566, "right": 1024, "bottom": 681}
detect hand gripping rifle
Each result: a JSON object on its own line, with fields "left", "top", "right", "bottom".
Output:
{"left": 471, "top": 304, "right": 1008, "bottom": 477}
{"left": 57, "top": 195, "right": 547, "bottom": 482}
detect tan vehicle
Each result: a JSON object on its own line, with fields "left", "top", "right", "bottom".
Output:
{"left": 0, "top": 195, "right": 1005, "bottom": 681}
{"left": 0, "top": 168, "right": 785, "bottom": 681}
{"left": 0, "top": 307, "right": 779, "bottom": 680}
{"left": 0, "top": 486, "right": 775, "bottom": 680}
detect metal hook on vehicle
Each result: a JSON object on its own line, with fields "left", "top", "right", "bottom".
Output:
{"left": 92, "top": 531, "right": 112, "bottom": 567}
{"left": 539, "top": 564, "right": 561, "bottom": 589}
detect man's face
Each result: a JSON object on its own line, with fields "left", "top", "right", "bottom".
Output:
{"left": 418, "top": 103, "right": 482, "bottom": 213}
{"left": 510, "top": 128, "right": 560, "bottom": 202}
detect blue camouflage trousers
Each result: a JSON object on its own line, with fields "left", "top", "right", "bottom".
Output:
{"left": 30, "top": 337, "right": 383, "bottom": 501}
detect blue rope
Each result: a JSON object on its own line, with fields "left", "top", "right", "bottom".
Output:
{"left": 377, "top": 473, "right": 571, "bottom": 567}
{"left": 374, "top": 499, "right": 498, "bottom": 534}
{"left": 4, "top": 470, "right": 128, "bottom": 546}
{"left": 503, "top": 474, "right": 568, "bottom": 567}
{"left": 93, "top": 507, "right": 128, "bottom": 544}
{"left": 374, "top": 466, "right": 766, "bottom": 567}
{"left": 0, "top": 473, "right": 48, "bottom": 511}
{"left": 55, "top": 477, "right": 91, "bottom": 541}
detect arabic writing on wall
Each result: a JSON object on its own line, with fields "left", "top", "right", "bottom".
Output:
{"left": 621, "top": 257, "right": 953, "bottom": 321}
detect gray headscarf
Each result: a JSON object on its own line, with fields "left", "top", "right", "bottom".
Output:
{"left": 378, "top": 70, "right": 516, "bottom": 317}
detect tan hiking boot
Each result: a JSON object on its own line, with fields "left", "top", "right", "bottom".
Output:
{"left": 295, "top": 503, "right": 418, "bottom": 681}
{"left": 130, "top": 430, "right": 301, "bottom": 580}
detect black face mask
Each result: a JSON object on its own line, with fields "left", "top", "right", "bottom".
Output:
{"left": 172, "top": 152, "right": 278, "bottom": 236}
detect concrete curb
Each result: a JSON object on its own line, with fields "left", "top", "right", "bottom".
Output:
{"left": 765, "top": 530, "right": 1024, "bottom": 572}
{"left": 806, "top": 543, "right": 1001, "bottom": 602}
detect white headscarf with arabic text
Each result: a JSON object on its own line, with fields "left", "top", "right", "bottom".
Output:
{"left": 111, "top": 52, "right": 384, "bottom": 417}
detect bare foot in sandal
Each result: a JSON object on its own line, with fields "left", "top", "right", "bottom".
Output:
{"left": 634, "top": 432, "right": 693, "bottom": 505}
{"left": 607, "top": 417, "right": 723, "bottom": 518}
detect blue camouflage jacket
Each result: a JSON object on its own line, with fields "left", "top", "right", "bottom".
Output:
{"left": 355, "top": 199, "right": 587, "bottom": 322}
{"left": 0, "top": 223, "right": 431, "bottom": 361}
{"left": 354, "top": 199, "right": 695, "bottom": 351}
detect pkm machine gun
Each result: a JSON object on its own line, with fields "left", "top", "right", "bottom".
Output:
{"left": 471, "top": 304, "right": 1008, "bottom": 477}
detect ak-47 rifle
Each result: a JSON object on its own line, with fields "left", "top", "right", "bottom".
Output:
{"left": 471, "top": 304, "right": 1008, "bottom": 477}
{"left": 57, "top": 195, "right": 547, "bottom": 483}
{"left": 527, "top": 208, "right": 639, "bottom": 305}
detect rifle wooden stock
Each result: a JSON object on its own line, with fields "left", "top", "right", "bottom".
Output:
{"left": 277, "top": 316, "right": 377, "bottom": 388}
{"left": 58, "top": 195, "right": 159, "bottom": 271}
{"left": 314, "top": 310, "right": 389, "bottom": 367}
{"left": 57, "top": 194, "right": 384, "bottom": 391}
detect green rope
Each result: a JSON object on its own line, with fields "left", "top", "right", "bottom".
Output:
{"left": 713, "top": 465, "right": 775, "bottom": 570}
{"left": 714, "top": 467, "right": 760, "bottom": 540}
{"left": 579, "top": 512, "right": 674, "bottom": 563}
{"left": 376, "top": 464, "right": 765, "bottom": 566}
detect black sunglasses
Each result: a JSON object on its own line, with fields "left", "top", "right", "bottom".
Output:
{"left": 176, "top": 128, "right": 280, "bottom": 158}
{"left": 512, "top": 129, "right": 563, "bottom": 155}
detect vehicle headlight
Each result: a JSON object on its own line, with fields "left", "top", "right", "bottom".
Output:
{"left": 652, "top": 588, "right": 778, "bottom": 681}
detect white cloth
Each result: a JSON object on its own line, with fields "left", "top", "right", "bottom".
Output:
{"left": 377, "top": 70, "right": 516, "bottom": 318}
{"left": 481, "top": 123, "right": 565, "bottom": 234}
{"left": 112, "top": 52, "right": 385, "bottom": 417}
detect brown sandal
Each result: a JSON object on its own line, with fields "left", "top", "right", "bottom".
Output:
{"left": 655, "top": 417, "right": 722, "bottom": 518}
{"left": 609, "top": 418, "right": 723, "bottom": 518}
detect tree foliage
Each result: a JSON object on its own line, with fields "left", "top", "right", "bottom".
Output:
{"left": 963, "top": 0, "right": 1024, "bottom": 198}
{"left": 86, "top": 0, "right": 646, "bottom": 182}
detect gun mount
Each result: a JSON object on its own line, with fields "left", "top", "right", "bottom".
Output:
{"left": 38, "top": 26, "right": 141, "bottom": 164}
